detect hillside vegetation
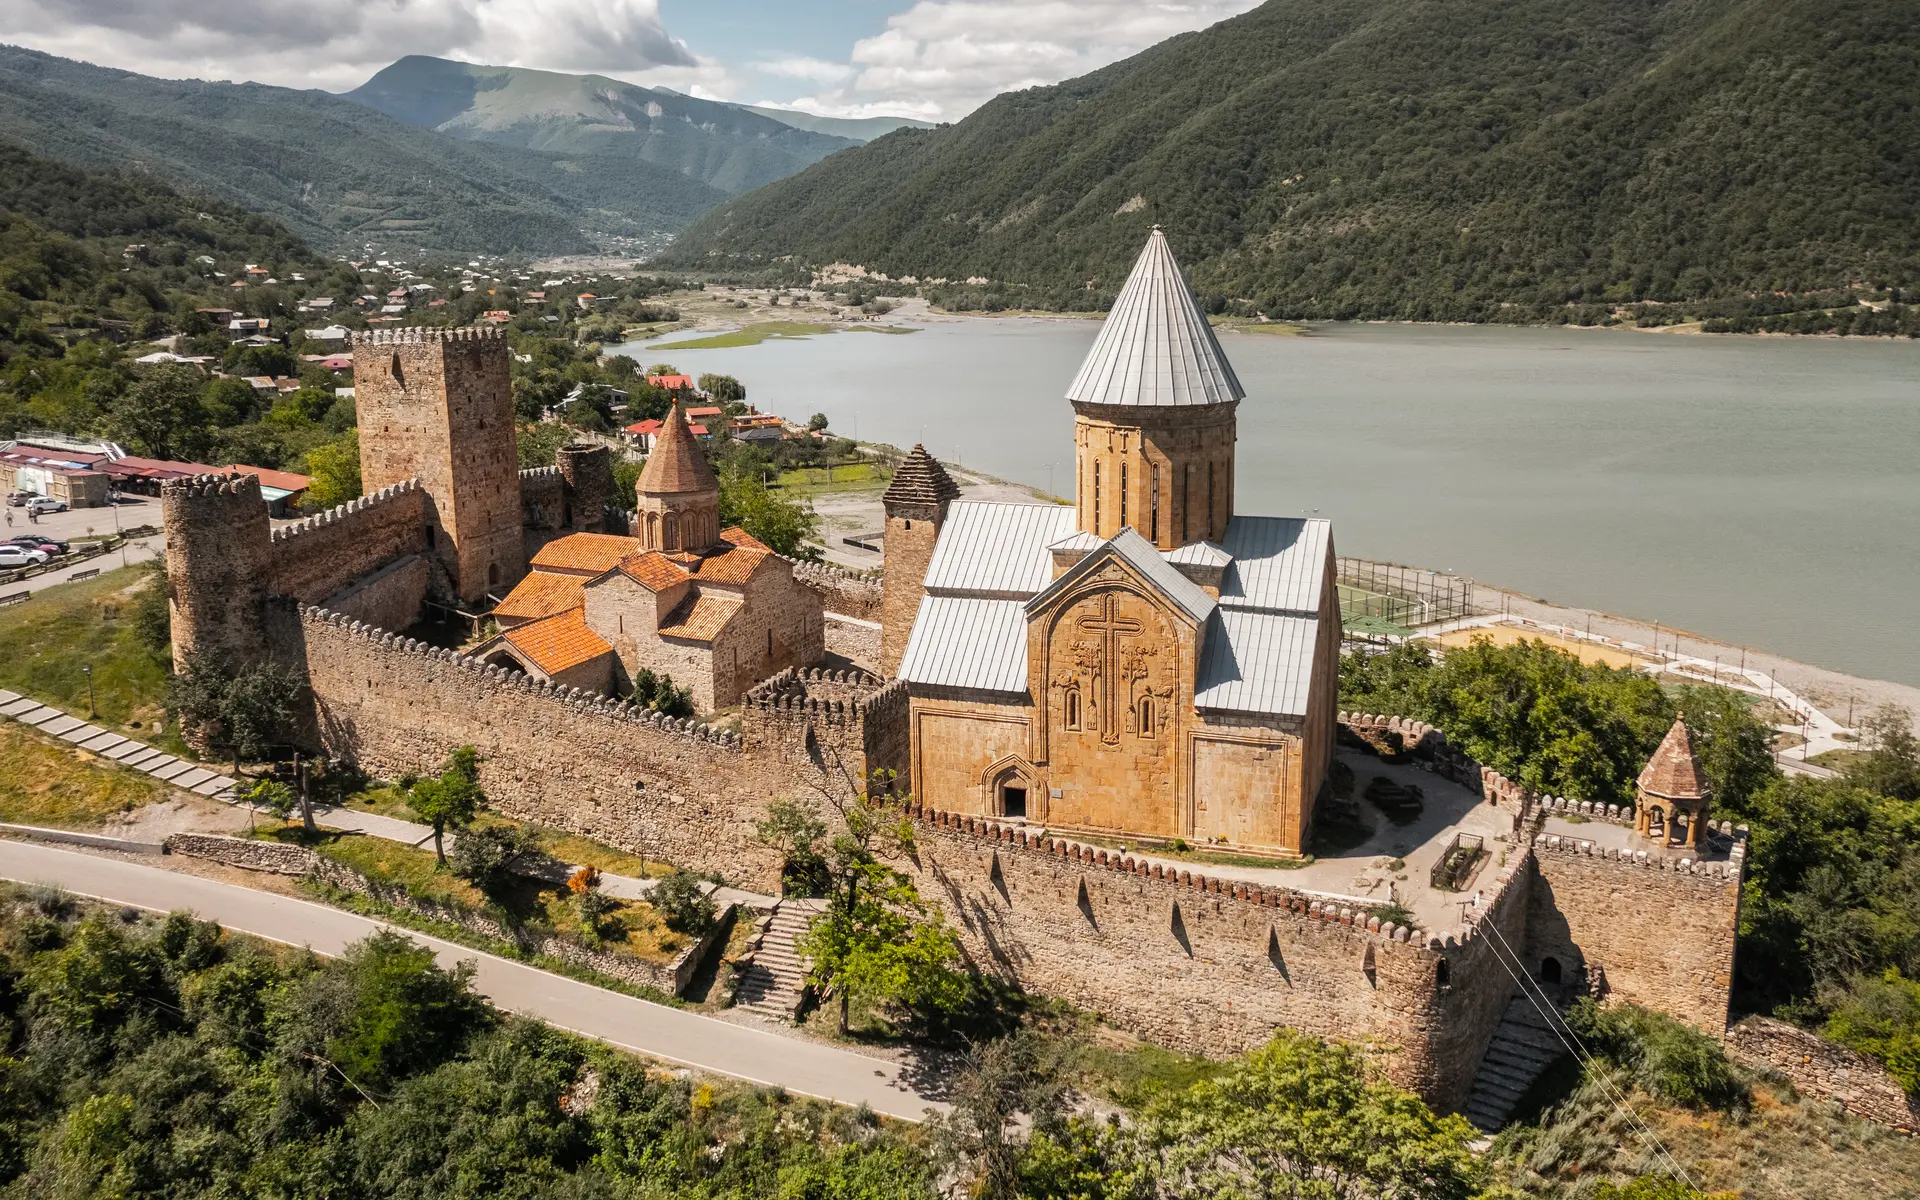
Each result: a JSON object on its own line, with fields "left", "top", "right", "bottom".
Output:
{"left": 664, "top": 0, "right": 1920, "bottom": 326}
{"left": 342, "top": 57, "right": 862, "bottom": 196}
{"left": 0, "top": 45, "right": 726, "bottom": 255}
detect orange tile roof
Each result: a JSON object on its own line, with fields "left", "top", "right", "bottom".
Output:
{"left": 494, "top": 571, "right": 585, "bottom": 622}
{"left": 503, "top": 609, "right": 613, "bottom": 676}
{"left": 530, "top": 532, "right": 643, "bottom": 575}
{"left": 720, "top": 525, "right": 769, "bottom": 552}
{"left": 657, "top": 594, "right": 742, "bottom": 643}
{"left": 638, "top": 402, "right": 718, "bottom": 496}
{"left": 681, "top": 542, "right": 768, "bottom": 586}
{"left": 617, "top": 551, "right": 692, "bottom": 592}
{"left": 1639, "top": 716, "right": 1711, "bottom": 800}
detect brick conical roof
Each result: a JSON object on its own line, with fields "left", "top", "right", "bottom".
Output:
{"left": 638, "top": 402, "right": 717, "bottom": 496}
{"left": 1639, "top": 715, "right": 1711, "bottom": 800}
{"left": 883, "top": 444, "right": 960, "bottom": 508}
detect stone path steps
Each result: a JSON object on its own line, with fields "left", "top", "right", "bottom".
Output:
{"left": 0, "top": 689, "right": 240, "bottom": 801}
{"left": 733, "top": 900, "right": 820, "bottom": 1022}
{"left": 1463, "top": 994, "right": 1572, "bottom": 1132}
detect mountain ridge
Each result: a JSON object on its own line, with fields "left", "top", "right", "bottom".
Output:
{"left": 660, "top": 0, "right": 1920, "bottom": 321}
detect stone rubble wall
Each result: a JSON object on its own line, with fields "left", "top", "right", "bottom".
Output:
{"left": 163, "top": 833, "right": 732, "bottom": 996}
{"left": 320, "top": 554, "right": 430, "bottom": 635}
{"left": 267, "top": 482, "right": 430, "bottom": 607}
{"left": 785, "top": 558, "right": 883, "bottom": 622}
{"left": 1727, "top": 1015, "right": 1918, "bottom": 1133}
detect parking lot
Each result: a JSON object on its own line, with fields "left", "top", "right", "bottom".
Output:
{"left": 0, "top": 494, "right": 165, "bottom": 597}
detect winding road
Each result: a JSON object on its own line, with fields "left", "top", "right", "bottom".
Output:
{"left": 0, "top": 840, "right": 944, "bottom": 1120}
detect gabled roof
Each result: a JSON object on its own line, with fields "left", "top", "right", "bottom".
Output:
{"left": 614, "top": 551, "right": 692, "bottom": 593}
{"left": 1166, "top": 539, "right": 1231, "bottom": 568}
{"left": 897, "top": 596, "right": 1031, "bottom": 694}
{"left": 923, "top": 502, "right": 1076, "bottom": 596}
{"left": 1064, "top": 227, "right": 1245, "bottom": 409}
{"left": 502, "top": 609, "right": 614, "bottom": 676}
{"left": 494, "top": 571, "right": 587, "bottom": 622}
{"left": 883, "top": 444, "right": 960, "bottom": 509}
{"left": 638, "top": 402, "right": 718, "bottom": 496}
{"left": 1216, "top": 517, "right": 1331, "bottom": 615}
{"left": 1026, "top": 527, "right": 1216, "bottom": 626}
{"left": 1639, "top": 717, "right": 1711, "bottom": 800}
{"left": 657, "top": 594, "right": 743, "bottom": 643}
{"left": 1195, "top": 609, "right": 1321, "bottom": 719}
{"left": 530, "top": 532, "right": 644, "bottom": 576}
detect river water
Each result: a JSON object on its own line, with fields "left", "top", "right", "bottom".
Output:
{"left": 615, "top": 319, "right": 1920, "bottom": 686}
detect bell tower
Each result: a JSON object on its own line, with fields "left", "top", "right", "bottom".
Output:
{"left": 880, "top": 444, "right": 959, "bottom": 675}
{"left": 634, "top": 402, "right": 720, "bottom": 555}
{"left": 1067, "top": 227, "right": 1242, "bottom": 549}
{"left": 1635, "top": 715, "right": 1713, "bottom": 849}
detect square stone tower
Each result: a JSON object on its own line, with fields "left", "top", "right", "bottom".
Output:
{"left": 353, "top": 328, "right": 526, "bottom": 604}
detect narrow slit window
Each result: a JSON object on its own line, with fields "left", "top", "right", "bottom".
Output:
{"left": 1092, "top": 463, "right": 1101, "bottom": 531}
{"left": 1065, "top": 689, "right": 1081, "bottom": 731}
{"left": 1150, "top": 463, "right": 1160, "bottom": 542}
{"left": 1120, "top": 462, "right": 1128, "bottom": 529}
{"left": 1137, "top": 694, "right": 1154, "bottom": 737}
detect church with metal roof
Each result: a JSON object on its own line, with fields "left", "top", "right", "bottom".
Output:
{"left": 884, "top": 228, "right": 1340, "bottom": 858}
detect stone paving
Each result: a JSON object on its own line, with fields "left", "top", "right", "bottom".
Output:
{"left": 0, "top": 688, "right": 240, "bottom": 801}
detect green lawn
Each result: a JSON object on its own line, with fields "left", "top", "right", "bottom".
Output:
{"left": 774, "top": 461, "right": 892, "bottom": 496}
{"left": 0, "top": 564, "right": 176, "bottom": 741}
{"left": 650, "top": 321, "right": 836, "bottom": 349}
{"left": 0, "top": 720, "right": 165, "bottom": 829}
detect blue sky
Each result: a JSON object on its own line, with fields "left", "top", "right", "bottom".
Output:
{"left": 2, "top": 0, "right": 1262, "bottom": 121}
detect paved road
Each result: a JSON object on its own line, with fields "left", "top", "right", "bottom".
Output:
{"left": 0, "top": 840, "right": 943, "bottom": 1120}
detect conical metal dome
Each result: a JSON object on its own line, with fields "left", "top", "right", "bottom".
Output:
{"left": 1065, "top": 227, "right": 1245, "bottom": 408}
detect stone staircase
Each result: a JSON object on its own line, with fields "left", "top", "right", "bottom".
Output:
{"left": 732, "top": 900, "right": 820, "bottom": 1022}
{"left": 1463, "top": 995, "right": 1573, "bottom": 1132}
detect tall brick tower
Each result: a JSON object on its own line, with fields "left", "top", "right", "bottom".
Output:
{"left": 880, "top": 444, "right": 959, "bottom": 675}
{"left": 161, "top": 472, "right": 273, "bottom": 672}
{"left": 352, "top": 328, "right": 525, "bottom": 604}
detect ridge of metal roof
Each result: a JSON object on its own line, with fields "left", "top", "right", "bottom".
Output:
{"left": 1194, "top": 609, "right": 1321, "bottom": 719}
{"left": 1064, "top": 227, "right": 1246, "bottom": 409}
{"left": 1216, "top": 515, "right": 1332, "bottom": 615}
{"left": 922, "top": 501, "right": 1075, "bottom": 597}
{"left": 1026, "top": 527, "right": 1216, "bottom": 625}
{"left": 1164, "top": 539, "right": 1231, "bottom": 568}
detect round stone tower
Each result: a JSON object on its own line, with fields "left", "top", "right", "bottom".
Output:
{"left": 1067, "top": 227, "right": 1241, "bottom": 548}
{"left": 556, "top": 442, "right": 617, "bottom": 532}
{"left": 161, "top": 472, "right": 273, "bottom": 671}
{"left": 635, "top": 402, "right": 720, "bottom": 555}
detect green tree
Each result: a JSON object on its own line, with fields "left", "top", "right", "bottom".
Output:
{"left": 1849, "top": 705, "right": 1920, "bottom": 802}
{"left": 1822, "top": 968, "right": 1920, "bottom": 1095}
{"left": 807, "top": 412, "right": 829, "bottom": 432}
{"left": 933, "top": 1026, "right": 1083, "bottom": 1200}
{"left": 699, "top": 373, "right": 746, "bottom": 404}
{"left": 718, "top": 464, "right": 820, "bottom": 560}
{"left": 449, "top": 822, "right": 542, "bottom": 898}
{"left": 649, "top": 868, "right": 716, "bottom": 935}
{"left": 247, "top": 779, "right": 298, "bottom": 824}
{"left": 1129, "top": 1031, "right": 1480, "bottom": 1200}
{"left": 517, "top": 420, "right": 573, "bottom": 470}
{"left": 110, "top": 364, "right": 208, "bottom": 461}
{"left": 168, "top": 655, "right": 307, "bottom": 775}
{"left": 406, "top": 746, "right": 485, "bottom": 866}
{"left": 299, "top": 430, "right": 361, "bottom": 510}
{"left": 797, "top": 783, "right": 963, "bottom": 1035}
{"left": 756, "top": 797, "right": 830, "bottom": 896}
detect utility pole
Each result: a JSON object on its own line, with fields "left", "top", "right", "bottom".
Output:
{"left": 82, "top": 664, "right": 95, "bottom": 719}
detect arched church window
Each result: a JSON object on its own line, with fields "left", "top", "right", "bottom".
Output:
{"left": 1120, "top": 462, "right": 1128, "bottom": 528}
{"left": 1150, "top": 463, "right": 1160, "bottom": 543}
{"left": 1092, "top": 462, "right": 1102, "bottom": 531}
{"left": 487, "top": 563, "right": 498, "bottom": 586}
{"left": 1137, "top": 694, "right": 1154, "bottom": 738}
{"left": 664, "top": 512, "right": 678, "bottom": 550}
{"left": 1064, "top": 689, "right": 1081, "bottom": 731}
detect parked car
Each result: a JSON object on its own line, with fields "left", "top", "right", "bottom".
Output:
{"left": 8, "top": 535, "right": 68, "bottom": 555}
{"left": 0, "top": 546, "right": 49, "bottom": 568}
{"left": 5, "top": 493, "right": 34, "bottom": 507}
{"left": 25, "top": 497, "right": 67, "bottom": 515}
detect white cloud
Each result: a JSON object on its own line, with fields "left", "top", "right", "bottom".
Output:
{"left": 1, "top": 0, "right": 698, "bottom": 92}
{"left": 785, "top": 0, "right": 1265, "bottom": 121}
{"left": 754, "top": 56, "right": 859, "bottom": 86}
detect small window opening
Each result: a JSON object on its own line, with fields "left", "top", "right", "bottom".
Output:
{"left": 1150, "top": 462, "right": 1160, "bottom": 542}
{"left": 425, "top": 526, "right": 436, "bottom": 549}
{"left": 487, "top": 563, "right": 499, "bottom": 586}
{"left": 1436, "top": 959, "right": 1451, "bottom": 991}
{"left": 1120, "top": 462, "right": 1128, "bottom": 528}
{"left": 905, "top": 519, "right": 913, "bottom": 530}
{"left": 1064, "top": 689, "right": 1081, "bottom": 731}
{"left": 1540, "top": 957, "right": 1563, "bottom": 984}
{"left": 1092, "top": 462, "right": 1102, "bottom": 531}
{"left": 767, "top": 629, "right": 774, "bottom": 657}
{"left": 1137, "top": 694, "right": 1154, "bottom": 738}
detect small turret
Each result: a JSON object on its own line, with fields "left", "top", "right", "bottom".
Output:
{"left": 1635, "top": 715, "right": 1712, "bottom": 849}
{"left": 880, "top": 444, "right": 960, "bottom": 675}
{"left": 161, "top": 472, "right": 273, "bottom": 671}
{"left": 556, "top": 442, "right": 616, "bottom": 533}
{"left": 635, "top": 403, "right": 720, "bottom": 555}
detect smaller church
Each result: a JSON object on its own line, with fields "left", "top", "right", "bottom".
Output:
{"left": 887, "top": 229, "right": 1341, "bottom": 858}
{"left": 477, "top": 402, "right": 825, "bottom": 709}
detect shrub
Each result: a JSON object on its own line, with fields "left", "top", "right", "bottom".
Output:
{"left": 649, "top": 869, "right": 716, "bottom": 936}
{"left": 574, "top": 889, "right": 620, "bottom": 946}
{"left": 1565, "top": 999, "right": 1748, "bottom": 1111}
{"left": 449, "top": 824, "right": 543, "bottom": 899}
{"left": 1822, "top": 968, "right": 1920, "bottom": 1095}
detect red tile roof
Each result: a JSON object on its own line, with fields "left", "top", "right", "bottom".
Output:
{"left": 494, "top": 571, "right": 586, "bottom": 623}
{"left": 657, "top": 594, "right": 741, "bottom": 643}
{"left": 647, "top": 374, "right": 694, "bottom": 390}
{"left": 229, "top": 465, "right": 311, "bottom": 492}
{"left": 530, "top": 532, "right": 644, "bottom": 575}
{"left": 616, "top": 551, "right": 692, "bottom": 593}
{"left": 503, "top": 610, "right": 613, "bottom": 676}
{"left": 1639, "top": 717, "right": 1711, "bottom": 800}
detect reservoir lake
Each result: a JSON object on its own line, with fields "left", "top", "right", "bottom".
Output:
{"left": 616, "top": 319, "right": 1920, "bottom": 687}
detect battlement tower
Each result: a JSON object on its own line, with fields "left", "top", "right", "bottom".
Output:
{"left": 352, "top": 327, "right": 525, "bottom": 604}
{"left": 161, "top": 472, "right": 273, "bottom": 671}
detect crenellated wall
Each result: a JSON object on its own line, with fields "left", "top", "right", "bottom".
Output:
{"left": 895, "top": 798, "right": 1534, "bottom": 1108}
{"left": 293, "top": 607, "right": 898, "bottom": 889}
{"left": 786, "top": 558, "right": 884, "bottom": 621}
{"left": 266, "top": 481, "right": 430, "bottom": 606}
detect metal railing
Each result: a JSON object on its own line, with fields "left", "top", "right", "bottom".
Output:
{"left": 1431, "top": 832, "right": 1485, "bottom": 892}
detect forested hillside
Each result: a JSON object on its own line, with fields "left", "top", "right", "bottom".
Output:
{"left": 343, "top": 57, "right": 861, "bottom": 196}
{"left": 0, "top": 45, "right": 727, "bottom": 255}
{"left": 664, "top": 0, "right": 1920, "bottom": 324}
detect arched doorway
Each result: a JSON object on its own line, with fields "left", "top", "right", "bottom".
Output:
{"left": 1540, "top": 956, "right": 1562, "bottom": 985}
{"left": 984, "top": 757, "right": 1038, "bottom": 822}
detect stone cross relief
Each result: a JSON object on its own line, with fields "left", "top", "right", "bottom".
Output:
{"left": 1074, "top": 591, "right": 1144, "bottom": 745}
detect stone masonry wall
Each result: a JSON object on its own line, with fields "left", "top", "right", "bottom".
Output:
{"left": 1528, "top": 831, "right": 1743, "bottom": 1035}
{"left": 1726, "top": 1016, "right": 1918, "bottom": 1132}
{"left": 266, "top": 482, "right": 429, "bottom": 606}
{"left": 294, "top": 607, "right": 887, "bottom": 890}
{"left": 163, "top": 473, "right": 275, "bottom": 670}
{"left": 894, "top": 801, "right": 1522, "bottom": 1108}
{"left": 320, "top": 555, "right": 430, "bottom": 634}
{"left": 787, "top": 558, "right": 883, "bottom": 621}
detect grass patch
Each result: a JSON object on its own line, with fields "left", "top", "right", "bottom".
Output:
{"left": 774, "top": 461, "right": 892, "bottom": 495}
{"left": 1215, "top": 318, "right": 1309, "bottom": 336}
{"left": 1063, "top": 829, "right": 1312, "bottom": 871}
{"left": 1074, "top": 1033, "right": 1224, "bottom": 1107}
{"left": 1808, "top": 748, "right": 1871, "bottom": 771}
{"left": 651, "top": 321, "right": 836, "bottom": 349}
{"left": 0, "top": 565, "right": 176, "bottom": 740}
{"left": 0, "top": 720, "right": 164, "bottom": 829}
